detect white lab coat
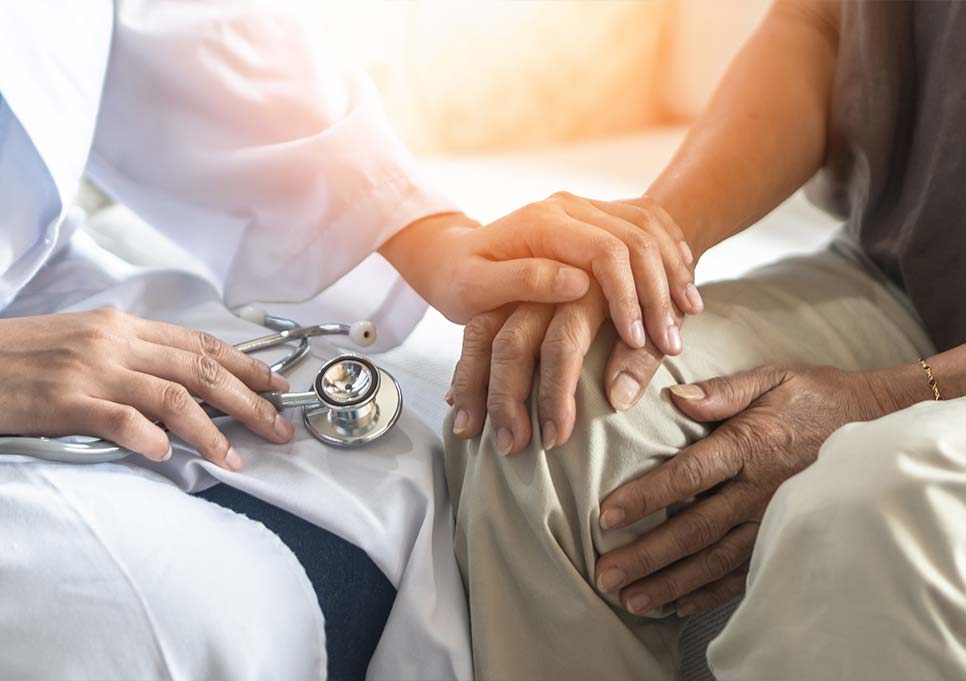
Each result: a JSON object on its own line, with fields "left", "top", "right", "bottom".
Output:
{"left": 0, "top": 1, "right": 471, "bottom": 679}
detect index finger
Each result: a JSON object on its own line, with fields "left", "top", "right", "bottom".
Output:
{"left": 132, "top": 319, "right": 287, "bottom": 393}
{"left": 490, "top": 213, "right": 646, "bottom": 350}
{"left": 595, "top": 485, "right": 748, "bottom": 594}
{"left": 599, "top": 430, "right": 743, "bottom": 530}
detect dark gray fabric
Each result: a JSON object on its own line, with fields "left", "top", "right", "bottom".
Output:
{"left": 680, "top": 599, "right": 741, "bottom": 681}
{"left": 807, "top": 0, "right": 966, "bottom": 352}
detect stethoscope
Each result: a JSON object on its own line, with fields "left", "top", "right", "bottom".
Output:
{"left": 0, "top": 306, "right": 403, "bottom": 464}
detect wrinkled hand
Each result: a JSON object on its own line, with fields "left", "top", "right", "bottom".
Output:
{"left": 381, "top": 194, "right": 702, "bottom": 354}
{"left": 448, "top": 283, "right": 687, "bottom": 456}
{"left": 595, "top": 364, "right": 889, "bottom": 616}
{"left": 0, "top": 308, "right": 293, "bottom": 469}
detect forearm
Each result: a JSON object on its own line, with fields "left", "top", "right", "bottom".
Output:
{"left": 868, "top": 344, "right": 966, "bottom": 415}
{"left": 644, "top": 0, "right": 841, "bottom": 257}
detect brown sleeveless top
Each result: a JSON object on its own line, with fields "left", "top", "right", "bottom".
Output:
{"left": 807, "top": 0, "right": 966, "bottom": 351}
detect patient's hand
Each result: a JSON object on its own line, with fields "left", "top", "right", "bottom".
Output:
{"left": 381, "top": 195, "right": 702, "bottom": 355}
{"left": 594, "top": 365, "right": 893, "bottom": 616}
{"left": 447, "top": 284, "right": 680, "bottom": 455}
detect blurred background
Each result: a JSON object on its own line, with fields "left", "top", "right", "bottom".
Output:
{"left": 83, "top": 0, "right": 837, "bottom": 327}
{"left": 322, "top": 0, "right": 771, "bottom": 154}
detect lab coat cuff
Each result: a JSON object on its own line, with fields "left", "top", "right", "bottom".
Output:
{"left": 337, "top": 105, "right": 459, "bottom": 256}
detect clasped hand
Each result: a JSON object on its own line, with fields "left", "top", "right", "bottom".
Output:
{"left": 442, "top": 193, "right": 703, "bottom": 455}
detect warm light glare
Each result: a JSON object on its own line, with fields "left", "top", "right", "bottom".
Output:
{"left": 317, "top": 0, "right": 769, "bottom": 154}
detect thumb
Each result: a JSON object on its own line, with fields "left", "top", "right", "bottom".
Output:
{"left": 669, "top": 365, "right": 787, "bottom": 421}
{"left": 468, "top": 258, "right": 590, "bottom": 310}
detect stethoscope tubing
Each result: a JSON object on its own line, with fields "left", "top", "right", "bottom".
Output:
{"left": 0, "top": 315, "right": 385, "bottom": 464}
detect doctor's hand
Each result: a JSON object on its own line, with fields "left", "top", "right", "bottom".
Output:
{"left": 0, "top": 309, "right": 293, "bottom": 470}
{"left": 447, "top": 284, "right": 681, "bottom": 455}
{"left": 380, "top": 195, "right": 702, "bottom": 355}
{"left": 594, "top": 365, "right": 893, "bottom": 617}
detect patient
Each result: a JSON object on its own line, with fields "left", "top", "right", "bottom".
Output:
{"left": 445, "top": 1, "right": 966, "bottom": 679}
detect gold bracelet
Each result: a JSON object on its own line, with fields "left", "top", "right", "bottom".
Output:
{"left": 918, "top": 359, "right": 943, "bottom": 401}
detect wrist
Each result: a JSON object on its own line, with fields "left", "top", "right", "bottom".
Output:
{"left": 632, "top": 191, "right": 712, "bottom": 263}
{"left": 379, "top": 211, "right": 479, "bottom": 277}
{"left": 860, "top": 362, "right": 936, "bottom": 420}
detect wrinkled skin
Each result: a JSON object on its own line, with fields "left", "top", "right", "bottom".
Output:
{"left": 594, "top": 364, "right": 891, "bottom": 615}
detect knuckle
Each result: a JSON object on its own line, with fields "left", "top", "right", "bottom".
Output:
{"left": 633, "top": 546, "right": 656, "bottom": 577}
{"left": 540, "top": 328, "right": 581, "bottom": 362}
{"left": 677, "top": 453, "right": 710, "bottom": 492}
{"left": 253, "top": 396, "right": 277, "bottom": 424}
{"left": 91, "top": 306, "right": 125, "bottom": 326}
{"left": 598, "top": 236, "right": 629, "bottom": 261}
{"left": 673, "top": 510, "right": 718, "bottom": 551}
{"left": 463, "top": 314, "right": 501, "bottom": 348}
{"left": 161, "top": 383, "right": 193, "bottom": 415}
{"left": 103, "top": 405, "right": 140, "bottom": 438}
{"left": 629, "top": 231, "right": 655, "bottom": 253}
{"left": 491, "top": 325, "right": 531, "bottom": 361}
{"left": 702, "top": 544, "right": 735, "bottom": 577}
{"left": 624, "top": 483, "right": 650, "bottom": 519}
{"left": 207, "top": 431, "right": 228, "bottom": 459}
{"left": 522, "top": 201, "right": 555, "bottom": 220}
{"left": 195, "top": 355, "right": 224, "bottom": 389}
{"left": 550, "top": 190, "right": 577, "bottom": 202}
{"left": 657, "top": 577, "right": 683, "bottom": 605}
{"left": 250, "top": 355, "right": 272, "bottom": 386}
{"left": 79, "top": 324, "right": 122, "bottom": 347}
{"left": 196, "top": 331, "right": 226, "bottom": 358}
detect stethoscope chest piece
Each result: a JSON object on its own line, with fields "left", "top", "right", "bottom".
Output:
{"left": 302, "top": 354, "right": 403, "bottom": 447}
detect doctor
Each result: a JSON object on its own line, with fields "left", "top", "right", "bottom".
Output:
{"left": 0, "top": 2, "right": 701, "bottom": 680}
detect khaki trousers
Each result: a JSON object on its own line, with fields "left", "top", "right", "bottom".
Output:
{"left": 444, "top": 240, "right": 966, "bottom": 681}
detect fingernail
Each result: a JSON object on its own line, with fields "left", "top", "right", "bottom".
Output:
{"left": 225, "top": 447, "right": 243, "bottom": 471}
{"left": 443, "top": 385, "right": 454, "bottom": 404}
{"left": 274, "top": 413, "right": 294, "bottom": 440}
{"left": 495, "top": 427, "right": 513, "bottom": 456}
{"left": 161, "top": 446, "right": 173, "bottom": 462}
{"left": 630, "top": 320, "right": 646, "bottom": 348}
{"left": 610, "top": 371, "right": 642, "bottom": 412}
{"left": 667, "top": 323, "right": 682, "bottom": 355}
{"left": 541, "top": 420, "right": 557, "bottom": 450}
{"left": 599, "top": 507, "right": 626, "bottom": 530}
{"left": 597, "top": 567, "right": 626, "bottom": 593}
{"left": 676, "top": 602, "right": 697, "bottom": 617}
{"left": 627, "top": 594, "right": 652, "bottom": 614}
{"left": 269, "top": 371, "right": 290, "bottom": 392}
{"left": 679, "top": 240, "right": 694, "bottom": 265}
{"left": 685, "top": 282, "right": 704, "bottom": 313}
{"left": 453, "top": 409, "right": 469, "bottom": 435}
{"left": 554, "top": 267, "right": 588, "bottom": 298}
{"left": 669, "top": 383, "right": 705, "bottom": 400}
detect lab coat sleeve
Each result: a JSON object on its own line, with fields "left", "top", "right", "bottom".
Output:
{"left": 85, "top": 0, "right": 457, "bottom": 307}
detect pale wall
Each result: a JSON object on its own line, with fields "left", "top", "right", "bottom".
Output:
{"left": 319, "top": 0, "right": 770, "bottom": 154}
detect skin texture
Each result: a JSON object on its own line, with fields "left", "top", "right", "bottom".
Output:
{"left": 0, "top": 308, "right": 293, "bottom": 470}
{"left": 451, "top": 0, "right": 844, "bottom": 453}
{"left": 380, "top": 195, "right": 700, "bottom": 353}
{"left": 449, "top": 0, "right": 966, "bottom": 610}
{"left": 594, "top": 358, "right": 962, "bottom": 615}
